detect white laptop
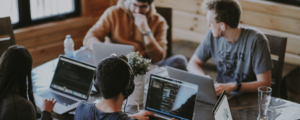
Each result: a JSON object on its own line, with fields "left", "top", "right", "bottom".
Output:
{"left": 213, "top": 90, "right": 233, "bottom": 120}
{"left": 34, "top": 55, "right": 96, "bottom": 114}
{"left": 145, "top": 74, "right": 198, "bottom": 120}
{"left": 166, "top": 67, "right": 217, "bottom": 105}
{"left": 92, "top": 42, "right": 134, "bottom": 66}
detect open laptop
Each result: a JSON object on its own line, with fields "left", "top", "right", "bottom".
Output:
{"left": 213, "top": 90, "right": 233, "bottom": 120}
{"left": 166, "top": 67, "right": 236, "bottom": 105}
{"left": 34, "top": 55, "right": 96, "bottom": 114}
{"left": 166, "top": 67, "right": 217, "bottom": 105}
{"left": 145, "top": 74, "right": 198, "bottom": 120}
{"left": 92, "top": 42, "right": 134, "bottom": 66}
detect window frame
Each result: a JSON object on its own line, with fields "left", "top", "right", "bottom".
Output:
{"left": 13, "top": 0, "right": 81, "bottom": 29}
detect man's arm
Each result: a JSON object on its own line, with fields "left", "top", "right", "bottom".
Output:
{"left": 240, "top": 70, "right": 272, "bottom": 92}
{"left": 214, "top": 70, "right": 272, "bottom": 95}
{"left": 83, "top": 9, "right": 112, "bottom": 51}
{"left": 187, "top": 54, "right": 207, "bottom": 77}
{"left": 134, "top": 14, "right": 167, "bottom": 63}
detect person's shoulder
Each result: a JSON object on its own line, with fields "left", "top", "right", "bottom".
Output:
{"left": 102, "top": 5, "right": 124, "bottom": 16}
{"left": 242, "top": 27, "right": 267, "bottom": 43}
{"left": 76, "top": 101, "right": 95, "bottom": 110}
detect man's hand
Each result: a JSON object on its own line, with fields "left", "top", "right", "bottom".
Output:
{"left": 131, "top": 110, "right": 155, "bottom": 120}
{"left": 133, "top": 13, "right": 150, "bottom": 34}
{"left": 214, "top": 82, "right": 237, "bottom": 96}
{"left": 41, "top": 98, "right": 57, "bottom": 113}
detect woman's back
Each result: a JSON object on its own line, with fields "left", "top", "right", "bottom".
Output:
{"left": 0, "top": 45, "right": 54, "bottom": 120}
{"left": 0, "top": 91, "right": 36, "bottom": 120}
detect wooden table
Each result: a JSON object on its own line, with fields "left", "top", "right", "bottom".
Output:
{"left": 33, "top": 59, "right": 300, "bottom": 120}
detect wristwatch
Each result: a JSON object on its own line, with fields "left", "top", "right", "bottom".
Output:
{"left": 142, "top": 31, "right": 152, "bottom": 36}
{"left": 235, "top": 80, "right": 242, "bottom": 92}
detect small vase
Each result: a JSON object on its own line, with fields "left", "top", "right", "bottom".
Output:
{"left": 127, "top": 75, "right": 145, "bottom": 105}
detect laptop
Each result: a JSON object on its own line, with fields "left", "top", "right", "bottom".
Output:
{"left": 92, "top": 42, "right": 134, "bottom": 66}
{"left": 166, "top": 67, "right": 217, "bottom": 105}
{"left": 145, "top": 74, "right": 198, "bottom": 120}
{"left": 213, "top": 90, "right": 233, "bottom": 120}
{"left": 34, "top": 55, "right": 96, "bottom": 114}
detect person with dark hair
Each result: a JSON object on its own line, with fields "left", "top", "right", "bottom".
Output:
{"left": 187, "top": 0, "right": 273, "bottom": 95}
{"left": 0, "top": 45, "right": 56, "bottom": 120}
{"left": 74, "top": 55, "right": 175, "bottom": 120}
{"left": 83, "top": 0, "right": 188, "bottom": 71}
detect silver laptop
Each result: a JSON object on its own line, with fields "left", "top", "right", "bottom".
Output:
{"left": 92, "top": 42, "right": 134, "bottom": 66}
{"left": 34, "top": 55, "right": 96, "bottom": 114}
{"left": 145, "top": 74, "right": 198, "bottom": 120}
{"left": 213, "top": 90, "right": 233, "bottom": 120}
{"left": 166, "top": 67, "right": 217, "bottom": 105}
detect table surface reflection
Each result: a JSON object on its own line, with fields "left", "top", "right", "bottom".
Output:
{"left": 33, "top": 59, "right": 300, "bottom": 120}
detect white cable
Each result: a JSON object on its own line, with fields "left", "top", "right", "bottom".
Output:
{"left": 133, "top": 101, "right": 140, "bottom": 111}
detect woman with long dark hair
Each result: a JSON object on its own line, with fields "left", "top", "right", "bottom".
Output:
{"left": 0, "top": 45, "right": 56, "bottom": 120}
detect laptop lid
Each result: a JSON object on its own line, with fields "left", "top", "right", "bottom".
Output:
{"left": 166, "top": 67, "right": 217, "bottom": 105}
{"left": 92, "top": 42, "right": 134, "bottom": 65}
{"left": 145, "top": 74, "right": 198, "bottom": 120}
{"left": 213, "top": 90, "right": 233, "bottom": 120}
{"left": 50, "top": 55, "right": 96, "bottom": 100}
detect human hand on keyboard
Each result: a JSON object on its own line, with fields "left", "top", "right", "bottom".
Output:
{"left": 41, "top": 98, "right": 57, "bottom": 112}
{"left": 131, "top": 110, "right": 155, "bottom": 120}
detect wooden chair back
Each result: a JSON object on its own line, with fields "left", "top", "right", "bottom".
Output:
{"left": 155, "top": 7, "right": 172, "bottom": 58}
{"left": 0, "top": 17, "right": 16, "bottom": 57}
{"left": 265, "top": 34, "right": 287, "bottom": 97}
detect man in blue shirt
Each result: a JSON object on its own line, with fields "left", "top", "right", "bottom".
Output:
{"left": 187, "top": 0, "right": 273, "bottom": 95}
{"left": 74, "top": 55, "right": 174, "bottom": 120}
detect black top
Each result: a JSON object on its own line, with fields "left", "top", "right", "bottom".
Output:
{"left": 0, "top": 91, "right": 52, "bottom": 120}
{"left": 74, "top": 102, "right": 136, "bottom": 120}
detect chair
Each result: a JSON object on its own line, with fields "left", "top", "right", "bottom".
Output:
{"left": 265, "top": 34, "right": 287, "bottom": 97}
{"left": 156, "top": 7, "right": 172, "bottom": 58}
{"left": 0, "top": 17, "right": 16, "bottom": 57}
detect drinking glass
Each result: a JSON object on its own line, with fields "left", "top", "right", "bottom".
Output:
{"left": 257, "top": 86, "right": 272, "bottom": 120}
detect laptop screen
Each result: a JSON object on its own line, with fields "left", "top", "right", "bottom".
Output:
{"left": 50, "top": 56, "right": 96, "bottom": 100}
{"left": 145, "top": 75, "right": 198, "bottom": 120}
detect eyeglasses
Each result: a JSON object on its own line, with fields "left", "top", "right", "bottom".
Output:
{"left": 131, "top": 3, "right": 149, "bottom": 10}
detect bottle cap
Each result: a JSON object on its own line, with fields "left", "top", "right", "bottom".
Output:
{"left": 66, "top": 35, "right": 71, "bottom": 39}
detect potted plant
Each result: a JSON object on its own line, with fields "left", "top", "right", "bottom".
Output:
{"left": 126, "top": 51, "right": 151, "bottom": 105}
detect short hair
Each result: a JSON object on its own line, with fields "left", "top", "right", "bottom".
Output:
{"left": 137, "top": 0, "right": 154, "bottom": 5}
{"left": 202, "top": 0, "right": 242, "bottom": 28}
{"left": 95, "top": 55, "right": 130, "bottom": 100}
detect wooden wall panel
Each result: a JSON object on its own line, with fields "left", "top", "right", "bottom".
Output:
{"left": 173, "top": 28, "right": 205, "bottom": 43}
{"left": 173, "top": 10, "right": 209, "bottom": 34}
{"left": 241, "top": 10, "right": 300, "bottom": 35}
{"left": 240, "top": 0, "right": 300, "bottom": 20}
{"left": 14, "top": 17, "right": 92, "bottom": 41}
{"left": 30, "top": 36, "right": 84, "bottom": 67}
{"left": 17, "top": 27, "right": 90, "bottom": 48}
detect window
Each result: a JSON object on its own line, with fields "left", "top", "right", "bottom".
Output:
{"left": 0, "top": 0, "right": 19, "bottom": 24}
{"left": 7, "top": 0, "right": 80, "bottom": 29}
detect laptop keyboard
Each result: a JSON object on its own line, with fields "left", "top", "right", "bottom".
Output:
{"left": 39, "top": 91, "right": 77, "bottom": 106}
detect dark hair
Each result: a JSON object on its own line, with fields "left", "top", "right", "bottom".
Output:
{"left": 137, "top": 0, "right": 154, "bottom": 5}
{"left": 202, "top": 0, "right": 242, "bottom": 28}
{"left": 95, "top": 55, "right": 130, "bottom": 100}
{"left": 0, "top": 45, "right": 36, "bottom": 110}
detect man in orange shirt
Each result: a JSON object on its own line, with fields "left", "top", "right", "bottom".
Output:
{"left": 83, "top": 0, "right": 187, "bottom": 70}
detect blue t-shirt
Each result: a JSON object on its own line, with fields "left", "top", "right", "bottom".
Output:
{"left": 195, "top": 27, "right": 273, "bottom": 83}
{"left": 74, "top": 102, "right": 135, "bottom": 120}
